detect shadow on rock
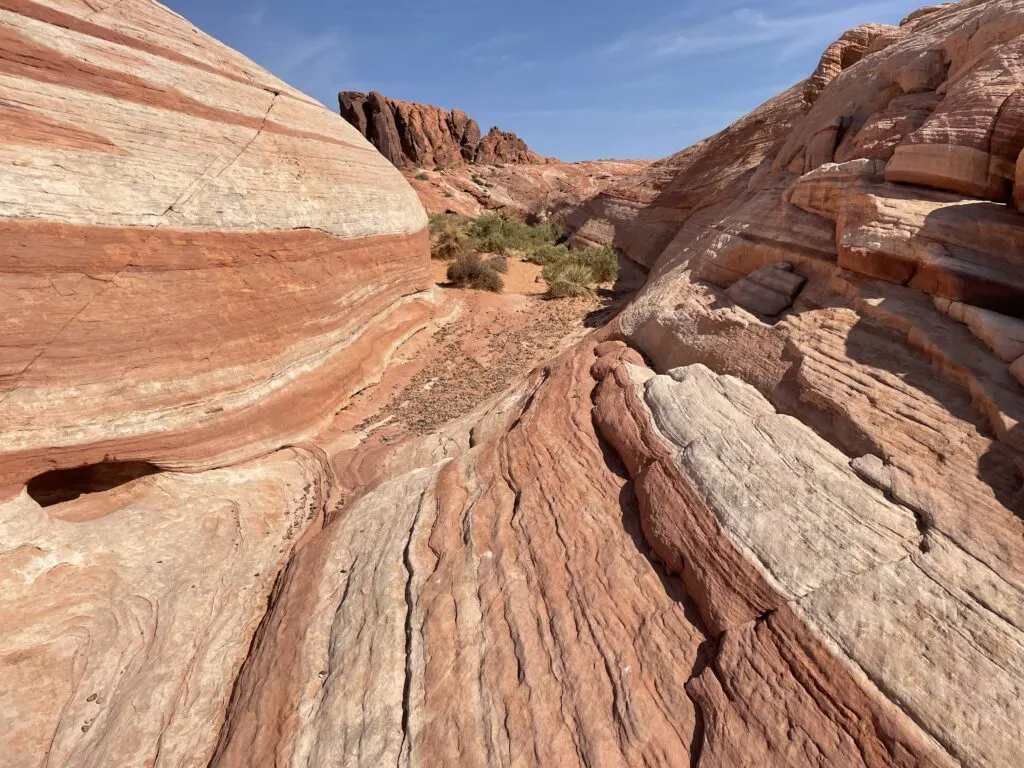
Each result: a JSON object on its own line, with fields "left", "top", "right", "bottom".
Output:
{"left": 837, "top": 312, "right": 1024, "bottom": 520}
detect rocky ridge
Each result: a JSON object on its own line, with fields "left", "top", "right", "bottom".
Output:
{"left": 340, "top": 90, "right": 650, "bottom": 220}
{"left": 408, "top": 157, "right": 651, "bottom": 219}
{"left": 339, "top": 90, "right": 543, "bottom": 167}
{"left": 3, "top": 1, "right": 1024, "bottom": 767}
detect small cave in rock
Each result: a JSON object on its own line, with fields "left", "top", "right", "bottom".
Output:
{"left": 26, "top": 461, "right": 162, "bottom": 507}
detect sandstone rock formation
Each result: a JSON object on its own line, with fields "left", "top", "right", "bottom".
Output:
{"left": 724, "top": 261, "right": 806, "bottom": 317}
{"left": 408, "top": 158, "right": 650, "bottom": 219}
{"left": 6, "top": 0, "right": 1024, "bottom": 767}
{"left": 337, "top": 91, "right": 642, "bottom": 220}
{"left": 559, "top": 3, "right": 1024, "bottom": 763}
{"left": 339, "top": 90, "right": 543, "bottom": 167}
{"left": 0, "top": 1, "right": 428, "bottom": 764}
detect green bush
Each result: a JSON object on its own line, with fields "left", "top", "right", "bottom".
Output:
{"left": 527, "top": 243, "right": 570, "bottom": 266}
{"left": 574, "top": 246, "right": 619, "bottom": 283}
{"left": 428, "top": 212, "right": 451, "bottom": 236}
{"left": 415, "top": 172, "right": 429, "bottom": 181}
{"left": 471, "top": 266, "right": 504, "bottom": 292}
{"left": 468, "top": 214, "right": 561, "bottom": 258}
{"left": 486, "top": 255, "right": 509, "bottom": 274}
{"left": 447, "top": 252, "right": 504, "bottom": 293}
{"left": 542, "top": 262, "right": 595, "bottom": 298}
{"left": 431, "top": 223, "right": 468, "bottom": 261}
{"left": 468, "top": 214, "right": 510, "bottom": 254}
{"left": 431, "top": 211, "right": 569, "bottom": 283}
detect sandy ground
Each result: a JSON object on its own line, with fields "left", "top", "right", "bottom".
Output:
{"left": 325, "top": 257, "right": 618, "bottom": 450}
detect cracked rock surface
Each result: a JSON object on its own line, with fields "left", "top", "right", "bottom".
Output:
{"left": 4, "top": 1, "right": 1024, "bottom": 767}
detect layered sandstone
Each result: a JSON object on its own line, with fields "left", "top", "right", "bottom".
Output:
{"left": 408, "top": 158, "right": 651, "bottom": 219}
{"left": 6, "top": 1, "right": 1024, "bottom": 767}
{"left": 0, "top": 1, "right": 428, "bottom": 764}
{"left": 0, "top": 0, "right": 428, "bottom": 493}
{"left": 338, "top": 91, "right": 649, "bottom": 220}
{"left": 339, "top": 90, "right": 543, "bottom": 167}
{"left": 562, "top": 3, "right": 1024, "bottom": 762}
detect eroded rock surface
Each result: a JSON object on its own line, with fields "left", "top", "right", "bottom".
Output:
{"left": 407, "top": 158, "right": 650, "bottom": 221}
{"left": 724, "top": 261, "right": 806, "bottom": 317}
{"left": 0, "top": 0, "right": 430, "bottom": 492}
{"left": 562, "top": 1, "right": 1024, "bottom": 764}
{"left": 6, "top": 0, "right": 1024, "bottom": 767}
{"left": 339, "top": 90, "right": 543, "bottom": 167}
{"left": 0, "top": 1, "right": 426, "bottom": 765}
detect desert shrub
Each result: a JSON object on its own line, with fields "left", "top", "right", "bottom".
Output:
{"left": 573, "top": 245, "right": 618, "bottom": 283}
{"left": 475, "top": 231, "right": 508, "bottom": 254}
{"left": 428, "top": 212, "right": 451, "bottom": 236}
{"left": 469, "top": 213, "right": 503, "bottom": 238}
{"left": 431, "top": 222, "right": 469, "bottom": 261}
{"left": 415, "top": 172, "right": 429, "bottom": 181}
{"left": 468, "top": 214, "right": 510, "bottom": 254}
{"left": 468, "top": 213, "right": 561, "bottom": 257}
{"left": 470, "top": 266, "right": 504, "bottom": 292}
{"left": 527, "top": 243, "right": 569, "bottom": 266}
{"left": 447, "top": 252, "right": 504, "bottom": 293}
{"left": 486, "top": 255, "right": 509, "bottom": 273}
{"left": 542, "top": 261, "right": 594, "bottom": 298}
{"left": 519, "top": 222, "right": 562, "bottom": 255}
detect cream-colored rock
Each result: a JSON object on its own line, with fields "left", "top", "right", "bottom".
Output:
{"left": 645, "top": 367, "right": 920, "bottom": 601}
{"left": 0, "top": 0, "right": 431, "bottom": 489}
{"left": 593, "top": 357, "right": 959, "bottom": 766}
{"left": 800, "top": 531, "right": 1024, "bottom": 768}
{"left": 0, "top": 449, "right": 329, "bottom": 767}
{"left": 936, "top": 298, "right": 1024, "bottom": 362}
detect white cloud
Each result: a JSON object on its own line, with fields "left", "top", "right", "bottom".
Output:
{"left": 603, "top": 2, "right": 909, "bottom": 62}
{"left": 241, "top": 1, "right": 266, "bottom": 28}
{"left": 270, "top": 31, "right": 344, "bottom": 78}
{"left": 460, "top": 32, "right": 528, "bottom": 60}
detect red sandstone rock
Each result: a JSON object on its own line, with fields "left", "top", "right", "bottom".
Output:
{"left": 0, "top": 2, "right": 427, "bottom": 764}
{"left": 407, "top": 158, "right": 650, "bottom": 219}
{"left": 563, "top": 3, "right": 1024, "bottom": 764}
{"left": 339, "top": 90, "right": 544, "bottom": 167}
{"left": 6, "top": 1, "right": 1024, "bottom": 767}
{"left": 0, "top": 4, "right": 428, "bottom": 492}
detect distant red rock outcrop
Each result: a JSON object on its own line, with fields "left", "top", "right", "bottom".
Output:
{"left": 339, "top": 90, "right": 544, "bottom": 167}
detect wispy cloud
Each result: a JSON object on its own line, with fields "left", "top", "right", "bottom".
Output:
{"left": 460, "top": 33, "right": 528, "bottom": 61}
{"left": 234, "top": 21, "right": 349, "bottom": 108}
{"left": 241, "top": 1, "right": 266, "bottom": 28}
{"left": 457, "top": 32, "right": 540, "bottom": 76}
{"left": 270, "top": 31, "right": 344, "bottom": 78}
{"left": 603, "top": 2, "right": 900, "bottom": 62}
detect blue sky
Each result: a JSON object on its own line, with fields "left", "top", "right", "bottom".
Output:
{"left": 164, "top": 0, "right": 927, "bottom": 161}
